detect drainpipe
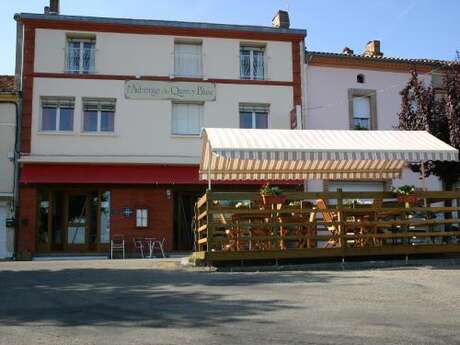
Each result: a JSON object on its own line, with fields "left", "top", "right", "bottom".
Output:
{"left": 303, "top": 53, "right": 312, "bottom": 192}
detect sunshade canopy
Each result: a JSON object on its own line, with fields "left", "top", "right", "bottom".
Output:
{"left": 200, "top": 128, "right": 459, "bottom": 181}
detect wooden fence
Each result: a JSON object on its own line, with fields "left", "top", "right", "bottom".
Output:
{"left": 194, "top": 190, "right": 460, "bottom": 263}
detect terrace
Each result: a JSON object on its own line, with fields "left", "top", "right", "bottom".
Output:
{"left": 195, "top": 190, "right": 460, "bottom": 263}
{"left": 194, "top": 128, "right": 460, "bottom": 264}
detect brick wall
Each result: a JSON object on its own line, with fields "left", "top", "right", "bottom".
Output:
{"left": 17, "top": 186, "right": 37, "bottom": 255}
{"left": 111, "top": 187, "right": 173, "bottom": 253}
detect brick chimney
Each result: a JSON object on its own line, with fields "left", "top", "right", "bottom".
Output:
{"left": 342, "top": 47, "right": 354, "bottom": 55}
{"left": 272, "top": 10, "right": 290, "bottom": 29}
{"left": 364, "top": 40, "right": 383, "bottom": 57}
{"left": 45, "top": 0, "right": 60, "bottom": 15}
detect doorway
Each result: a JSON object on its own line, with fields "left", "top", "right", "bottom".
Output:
{"left": 173, "top": 192, "right": 201, "bottom": 251}
{"left": 37, "top": 189, "right": 110, "bottom": 253}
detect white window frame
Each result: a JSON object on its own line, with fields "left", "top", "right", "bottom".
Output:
{"left": 239, "top": 104, "right": 270, "bottom": 129}
{"left": 171, "top": 102, "right": 204, "bottom": 136}
{"left": 39, "top": 97, "right": 75, "bottom": 133}
{"left": 66, "top": 37, "right": 96, "bottom": 74}
{"left": 240, "top": 45, "right": 266, "bottom": 80}
{"left": 174, "top": 41, "right": 203, "bottom": 77}
{"left": 136, "top": 209, "right": 149, "bottom": 228}
{"left": 82, "top": 98, "right": 116, "bottom": 134}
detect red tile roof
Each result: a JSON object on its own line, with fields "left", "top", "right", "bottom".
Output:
{"left": 306, "top": 51, "right": 459, "bottom": 67}
{"left": 0, "top": 75, "right": 16, "bottom": 93}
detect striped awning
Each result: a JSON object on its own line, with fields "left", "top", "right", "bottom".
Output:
{"left": 199, "top": 128, "right": 459, "bottom": 181}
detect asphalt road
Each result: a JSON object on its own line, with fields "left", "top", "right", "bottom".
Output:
{"left": 0, "top": 259, "right": 459, "bottom": 345}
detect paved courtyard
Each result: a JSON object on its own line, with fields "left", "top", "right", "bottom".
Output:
{"left": 0, "top": 259, "right": 459, "bottom": 345}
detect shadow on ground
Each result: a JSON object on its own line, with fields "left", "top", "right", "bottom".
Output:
{"left": 0, "top": 266, "right": 364, "bottom": 328}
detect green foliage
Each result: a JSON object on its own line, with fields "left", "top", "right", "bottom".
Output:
{"left": 391, "top": 185, "right": 416, "bottom": 195}
{"left": 260, "top": 183, "right": 282, "bottom": 196}
{"left": 397, "top": 68, "right": 460, "bottom": 188}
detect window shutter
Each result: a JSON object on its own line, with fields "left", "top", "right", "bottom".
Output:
{"left": 175, "top": 43, "right": 202, "bottom": 77}
{"left": 41, "top": 97, "right": 75, "bottom": 108}
{"left": 83, "top": 98, "right": 116, "bottom": 111}
{"left": 239, "top": 104, "right": 270, "bottom": 113}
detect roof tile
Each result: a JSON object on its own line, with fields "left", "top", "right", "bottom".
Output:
{"left": 0, "top": 75, "right": 16, "bottom": 93}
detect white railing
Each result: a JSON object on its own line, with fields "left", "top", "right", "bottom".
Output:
{"left": 239, "top": 53, "right": 268, "bottom": 80}
{"left": 65, "top": 47, "right": 96, "bottom": 74}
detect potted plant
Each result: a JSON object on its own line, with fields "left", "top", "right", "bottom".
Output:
{"left": 260, "top": 183, "right": 287, "bottom": 205}
{"left": 392, "top": 185, "right": 418, "bottom": 205}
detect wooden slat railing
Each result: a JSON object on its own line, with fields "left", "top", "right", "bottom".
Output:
{"left": 194, "top": 190, "right": 460, "bottom": 261}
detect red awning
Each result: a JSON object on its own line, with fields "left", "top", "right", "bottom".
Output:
{"left": 20, "top": 164, "right": 302, "bottom": 185}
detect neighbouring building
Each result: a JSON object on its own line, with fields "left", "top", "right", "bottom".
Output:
{"left": 0, "top": 76, "right": 18, "bottom": 259}
{"left": 14, "top": 2, "right": 305, "bottom": 256}
{"left": 303, "top": 41, "right": 453, "bottom": 193}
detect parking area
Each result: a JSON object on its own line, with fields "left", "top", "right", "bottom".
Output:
{"left": 0, "top": 259, "right": 459, "bottom": 345}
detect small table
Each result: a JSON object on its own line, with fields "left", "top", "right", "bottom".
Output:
{"left": 144, "top": 237, "right": 166, "bottom": 258}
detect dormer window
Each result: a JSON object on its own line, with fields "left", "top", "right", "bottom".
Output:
{"left": 357, "top": 74, "right": 365, "bottom": 84}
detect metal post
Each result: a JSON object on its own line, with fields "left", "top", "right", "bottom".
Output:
{"left": 207, "top": 165, "right": 212, "bottom": 191}
{"left": 420, "top": 160, "right": 428, "bottom": 208}
{"left": 420, "top": 160, "right": 427, "bottom": 192}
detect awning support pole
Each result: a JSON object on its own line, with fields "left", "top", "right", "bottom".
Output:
{"left": 420, "top": 160, "right": 427, "bottom": 192}
{"left": 207, "top": 165, "right": 212, "bottom": 191}
{"left": 420, "top": 160, "right": 428, "bottom": 208}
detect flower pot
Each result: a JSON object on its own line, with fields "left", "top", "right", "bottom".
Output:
{"left": 397, "top": 194, "right": 418, "bottom": 205}
{"left": 261, "top": 195, "right": 287, "bottom": 205}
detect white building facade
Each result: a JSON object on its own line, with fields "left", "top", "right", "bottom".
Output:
{"left": 15, "top": 9, "right": 305, "bottom": 256}
{"left": 0, "top": 76, "right": 17, "bottom": 259}
{"left": 303, "top": 45, "right": 446, "bottom": 193}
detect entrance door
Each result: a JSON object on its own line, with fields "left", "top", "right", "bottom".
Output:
{"left": 65, "top": 193, "right": 90, "bottom": 251}
{"left": 173, "top": 192, "right": 200, "bottom": 250}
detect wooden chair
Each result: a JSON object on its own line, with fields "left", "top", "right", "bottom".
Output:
{"left": 316, "top": 199, "right": 340, "bottom": 248}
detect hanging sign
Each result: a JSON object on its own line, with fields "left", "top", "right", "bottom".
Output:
{"left": 125, "top": 80, "right": 216, "bottom": 101}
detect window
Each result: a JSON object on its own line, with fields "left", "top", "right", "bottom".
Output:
{"left": 40, "top": 97, "right": 75, "bottom": 132}
{"left": 348, "top": 89, "right": 377, "bottom": 130}
{"left": 239, "top": 104, "right": 269, "bottom": 129}
{"left": 352, "top": 96, "right": 371, "bottom": 129}
{"left": 82, "top": 98, "right": 116, "bottom": 133}
{"left": 327, "top": 181, "right": 387, "bottom": 204}
{"left": 328, "top": 181, "right": 385, "bottom": 192}
{"left": 136, "top": 209, "right": 148, "bottom": 228}
{"left": 100, "top": 191, "right": 111, "bottom": 243}
{"left": 240, "top": 45, "right": 265, "bottom": 80}
{"left": 357, "top": 74, "right": 365, "bottom": 83}
{"left": 174, "top": 42, "right": 202, "bottom": 77}
{"left": 66, "top": 37, "right": 96, "bottom": 74}
{"left": 171, "top": 103, "right": 203, "bottom": 135}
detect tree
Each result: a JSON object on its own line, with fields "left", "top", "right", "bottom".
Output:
{"left": 397, "top": 70, "right": 436, "bottom": 179}
{"left": 432, "top": 65, "right": 460, "bottom": 188}
{"left": 397, "top": 67, "right": 460, "bottom": 189}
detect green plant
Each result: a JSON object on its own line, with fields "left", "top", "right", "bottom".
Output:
{"left": 353, "top": 125, "right": 369, "bottom": 130}
{"left": 392, "top": 185, "right": 416, "bottom": 195}
{"left": 260, "top": 183, "right": 282, "bottom": 196}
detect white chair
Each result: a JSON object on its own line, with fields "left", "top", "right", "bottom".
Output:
{"left": 110, "top": 235, "right": 125, "bottom": 259}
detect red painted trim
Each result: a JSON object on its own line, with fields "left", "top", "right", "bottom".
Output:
{"left": 22, "top": 19, "right": 305, "bottom": 42}
{"left": 32, "top": 72, "right": 294, "bottom": 86}
{"left": 20, "top": 163, "right": 302, "bottom": 185}
{"left": 20, "top": 25, "right": 35, "bottom": 153}
{"left": 291, "top": 41, "right": 302, "bottom": 106}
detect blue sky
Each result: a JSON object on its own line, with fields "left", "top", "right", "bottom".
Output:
{"left": 1, "top": 0, "right": 459, "bottom": 75}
